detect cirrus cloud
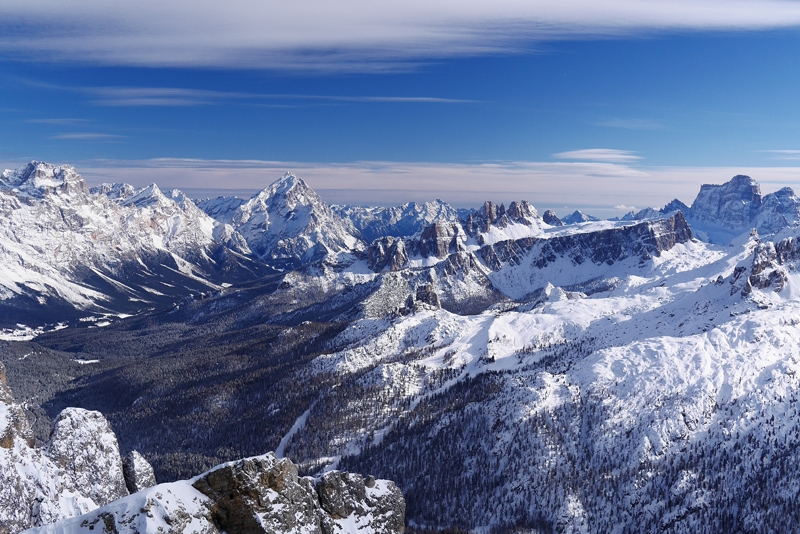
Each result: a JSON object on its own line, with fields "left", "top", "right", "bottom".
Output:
{"left": 2, "top": 1, "right": 800, "bottom": 70}
{"left": 553, "top": 149, "right": 641, "bottom": 162}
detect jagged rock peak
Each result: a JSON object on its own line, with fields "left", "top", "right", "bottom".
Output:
{"left": 122, "top": 450, "right": 157, "bottom": 494}
{"left": 463, "top": 199, "right": 539, "bottom": 235}
{"left": 120, "top": 182, "right": 166, "bottom": 207}
{"left": 0, "top": 161, "right": 87, "bottom": 197}
{"left": 1, "top": 377, "right": 131, "bottom": 532}
{"left": 90, "top": 182, "right": 136, "bottom": 201}
{"left": 542, "top": 209, "right": 564, "bottom": 226}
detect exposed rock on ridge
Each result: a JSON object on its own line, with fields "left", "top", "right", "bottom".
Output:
{"left": 24, "top": 453, "right": 405, "bottom": 534}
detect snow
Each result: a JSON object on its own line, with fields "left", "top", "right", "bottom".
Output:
{"left": 0, "top": 162, "right": 252, "bottom": 323}
{"left": 276, "top": 404, "right": 315, "bottom": 459}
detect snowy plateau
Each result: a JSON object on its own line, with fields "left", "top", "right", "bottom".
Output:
{"left": 2, "top": 161, "right": 800, "bottom": 533}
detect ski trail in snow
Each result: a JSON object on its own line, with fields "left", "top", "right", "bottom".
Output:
{"left": 275, "top": 403, "right": 315, "bottom": 459}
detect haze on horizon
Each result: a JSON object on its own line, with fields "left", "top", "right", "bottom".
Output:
{"left": 2, "top": 0, "right": 800, "bottom": 217}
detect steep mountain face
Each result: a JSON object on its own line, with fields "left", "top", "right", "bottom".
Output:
{"left": 333, "top": 199, "right": 461, "bottom": 242}
{"left": 0, "top": 361, "right": 155, "bottom": 533}
{"left": 689, "top": 174, "right": 762, "bottom": 229}
{"left": 0, "top": 162, "right": 271, "bottom": 329}
{"left": 228, "top": 173, "right": 363, "bottom": 268}
{"left": 635, "top": 175, "right": 800, "bottom": 244}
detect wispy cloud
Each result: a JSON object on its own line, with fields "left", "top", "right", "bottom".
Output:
{"left": 3, "top": 1, "right": 800, "bottom": 70}
{"left": 74, "top": 85, "right": 480, "bottom": 107}
{"left": 553, "top": 149, "right": 642, "bottom": 163}
{"left": 761, "top": 149, "right": 800, "bottom": 160}
{"left": 49, "top": 133, "right": 124, "bottom": 140}
{"left": 614, "top": 204, "right": 638, "bottom": 211}
{"left": 595, "top": 118, "right": 665, "bottom": 130}
{"left": 26, "top": 118, "right": 91, "bottom": 125}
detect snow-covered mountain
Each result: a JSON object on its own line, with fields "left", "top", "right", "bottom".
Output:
{"left": 561, "top": 210, "right": 600, "bottom": 224}
{"left": 225, "top": 173, "right": 363, "bottom": 268}
{"left": 7, "top": 164, "right": 800, "bottom": 532}
{"left": 0, "top": 162, "right": 270, "bottom": 328}
{"left": 194, "top": 195, "right": 246, "bottom": 225}
{"left": 633, "top": 174, "right": 800, "bottom": 244}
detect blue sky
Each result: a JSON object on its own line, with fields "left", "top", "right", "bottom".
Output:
{"left": 2, "top": 1, "right": 800, "bottom": 215}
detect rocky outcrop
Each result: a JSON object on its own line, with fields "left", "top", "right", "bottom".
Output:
{"left": 542, "top": 210, "right": 563, "bottom": 226}
{"left": 730, "top": 232, "right": 800, "bottom": 295}
{"left": 463, "top": 200, "right": 538, "bottom": 242}
{"left": 418, "top": 222, "right": 468, "bottom": 259}
{"left": 367, "top": 221, "right": 468, "bottom": 272}
{"left": 45, "top": 409, "right": 129, "bottom": 507}
{"left": 23, "top": 453, "right": 405, "bottom": 534}
{"left": 122, "top": 450, "right": 157, "bottom": 494}
{"left": 317, "top": 471, "right": 405, "bottom": 533}
{"left": 367, "top": 237, "right": 410, "bottom": 272}
{"left": 1, "top": 373, "right": 136, "bottom": 533}
{"left": 481, "top": 212, "right": 693, "bottom": 271}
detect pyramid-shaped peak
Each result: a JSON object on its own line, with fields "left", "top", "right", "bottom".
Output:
{"left": 135, "top": 182, "right": 164, "bottom": 199}
{"left": 251, "top": 173, "right": 322, "bottom": 209}
{"left": 268, "top": 172, "right": 310, "bottom": 193}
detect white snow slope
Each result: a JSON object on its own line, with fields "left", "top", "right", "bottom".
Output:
{"left": 280, "top": 228, "right": 800, "bottom": 532}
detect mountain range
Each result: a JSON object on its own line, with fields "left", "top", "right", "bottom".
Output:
{"left": 3, "top": 161, "right": 800, "bottom": 532}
